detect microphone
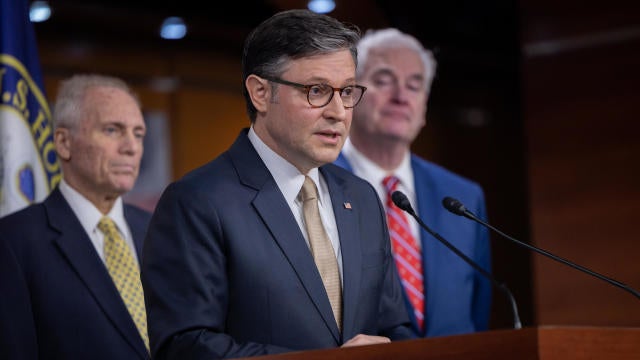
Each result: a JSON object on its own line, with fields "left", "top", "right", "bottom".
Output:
{"left": 391, "top": 191, "right": 523, "bottom": 329}
{"left": 442, "top": 196, "right": 640, "bottom": 300}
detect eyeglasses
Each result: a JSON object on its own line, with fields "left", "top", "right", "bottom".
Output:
{"left": 263, "top": 76, "right": 366, "bottom": 109}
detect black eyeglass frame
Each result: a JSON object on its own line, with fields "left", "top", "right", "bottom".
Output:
{"left": 262, "top": 76, "right": 367, "bottom": 109}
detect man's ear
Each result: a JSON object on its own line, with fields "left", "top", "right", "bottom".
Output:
{"left": 54, "top": 128, "right": 72, "bottom": 161}
{"left": 245, "top": 75, "right": 271, "bottom": 113}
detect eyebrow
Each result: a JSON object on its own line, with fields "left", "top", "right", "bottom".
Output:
{"left": 303, "top": 76, "right": 357, "bottom": 86}
{"left": 370, "top": 68, "right": 395, "bottom": 77}
{"left": 371, "top": 69, "right": 425, "bottom": 83}
{"left": 104, "top": 121, "right": 146, "bottom": 131}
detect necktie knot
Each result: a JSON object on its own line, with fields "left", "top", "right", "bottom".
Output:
{"left": 299, "top": 176, "right": 318, "bottom": 202}
{"left": 98, "top": 216, "right": 118, "bottom": 237}
{"left": 382, "top": 175, "right": 400, "bottom": 196}
{"left": 383, "top": 176, "right": 401, "bottom": 208}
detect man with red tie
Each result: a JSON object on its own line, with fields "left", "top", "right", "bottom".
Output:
{"left": 335, "top": 28, "right": 492, "bottom": 337}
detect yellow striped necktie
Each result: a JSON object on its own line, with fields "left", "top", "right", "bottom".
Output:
{"left": 98, "top": 216, "right": 150, "bottom": 352}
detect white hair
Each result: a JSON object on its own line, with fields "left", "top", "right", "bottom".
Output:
{"left": 53, "top": 74, "right": 140, "bottom": 130}
{"left": 357, "top": 28, "right": 437, "bottom": 90}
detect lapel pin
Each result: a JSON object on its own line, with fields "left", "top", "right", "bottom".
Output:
{"left": 343, "top": 202, "right": 352, "bottom": 209}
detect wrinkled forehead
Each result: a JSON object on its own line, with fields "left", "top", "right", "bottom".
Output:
{"left": 284, "top": 50, "right": 357, "bottom": 82}
{"left": 363, "top": 47, "right": 425, "bottom": 76}
{"left": 81, "top": 87, "right": 145, "bottom": 125}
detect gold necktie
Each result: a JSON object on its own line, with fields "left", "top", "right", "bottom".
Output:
{"left": 299, "top": 176, "right": 342, "bottom": 331}
{"left": 98, "top": 217, "right": 150, "bottom": 352}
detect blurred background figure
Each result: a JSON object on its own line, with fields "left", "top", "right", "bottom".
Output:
{"left": 335, "top": 28, "right": 492, "bottom": 337}
{"left": 0, "top": 74, "right": 151, "bottom": 360}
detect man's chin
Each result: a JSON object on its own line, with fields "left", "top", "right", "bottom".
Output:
{"left": 316, "top": 150, "right": 341, "bottom": 166}
{"left": 109, "top": 180, "right": 136, "bottom": 194}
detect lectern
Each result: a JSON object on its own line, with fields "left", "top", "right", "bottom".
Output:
{"left": 236, "top": 326, "right": 640, "bottom": 360}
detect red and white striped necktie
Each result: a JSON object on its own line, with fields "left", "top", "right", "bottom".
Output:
{"left": 382, "top": 176, "right": 424, "bottom": 331}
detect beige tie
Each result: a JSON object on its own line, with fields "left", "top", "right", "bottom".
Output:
{"left": 299, "top": 176, "right": 342, "bottom": 331}
{"left": 98, "top": 217, "right": 150, "bottom": 352}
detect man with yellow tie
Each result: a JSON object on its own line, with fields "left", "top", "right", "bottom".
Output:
{"left": 0, "top": 74, "right": 151, "bottom": 359}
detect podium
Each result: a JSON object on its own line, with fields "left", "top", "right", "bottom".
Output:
{"left": 236, "top": 326, "right": 640, "bottom": 360}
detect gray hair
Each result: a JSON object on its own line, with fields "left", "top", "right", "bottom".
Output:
{"left": 357, "top": 28, "right": 437, "bottom": 90}
{"left": 52, "top": 74, "right": 140, "bottom": 130}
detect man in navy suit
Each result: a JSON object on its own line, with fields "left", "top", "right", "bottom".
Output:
{"left": 334, "top": 28, "right": 492, "bottom": 337}
{"left": 0, "top": 74, "right": 151, "bottom": 359}
{"left": 142, "top": 10, "right": 414, "bottom": 360}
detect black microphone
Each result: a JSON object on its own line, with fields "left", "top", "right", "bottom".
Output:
{"left": 442, "top": 196, "right": 640, "bottom": 300}
{"left": 391, "top": 191, "right": 523, "bottom": 329}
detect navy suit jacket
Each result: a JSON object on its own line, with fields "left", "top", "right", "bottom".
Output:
{"left": 335, "top": 152, "right": 492, "bottom": 337}
{"left": 142, "top": 129, "right": 414, "bottom": 360}
{"left": 0, "top": 188, "right": 151, "bottom": 360}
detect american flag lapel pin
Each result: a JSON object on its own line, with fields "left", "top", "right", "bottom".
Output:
{"left": 343, "top": 202, "right": 352, "bottom": 209}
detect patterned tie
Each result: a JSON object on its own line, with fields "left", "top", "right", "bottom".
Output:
{"left": 98, "top": 217, "right": 150, "bottom": 352}
{"left": 382, "top": 176, "right": 425, "bottom": 331}
{"left": 299, "top": 176, "right": 342, "bottom": 331}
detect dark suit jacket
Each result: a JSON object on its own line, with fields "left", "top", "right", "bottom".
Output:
{"left": 142, "top": 129, "right": 414, "bottom": 360}
{"left": 335, "top": 152, "right": 492, "bottom": 337}
{"left": 0, "top": 188, "right": 151, "bottom": 360}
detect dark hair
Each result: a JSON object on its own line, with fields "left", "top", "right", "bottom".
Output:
{"left": 241, "top": 9, "right": 361, "bottom": 122}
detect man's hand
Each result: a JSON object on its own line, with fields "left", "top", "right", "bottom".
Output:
{"left": 341, "top": 334, "right": 391, "bottom": 347}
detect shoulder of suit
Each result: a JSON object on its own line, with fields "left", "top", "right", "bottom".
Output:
{"left": 123, "top": 203, "right": 151, "bottom": 216}
{"left": 321, "top": 163, "right": 381, "bottom": 200}
{"left": 0, "top": 201, "right": 48, "bottom": 249}
{"left": 0, "top": 201, "right": 47, "bottom": 228}
{"left": 410, "top": 154, "right": 483, "bottom": 191}
{"left": 323, "top": 162, "right": 369, "bottom": 184}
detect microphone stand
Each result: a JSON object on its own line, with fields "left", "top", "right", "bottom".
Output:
{"left": 392, "top": 191, "right": 523, "bottom": 329}
{"left": 443, "top": 197, "right": 640, "bottom": 300}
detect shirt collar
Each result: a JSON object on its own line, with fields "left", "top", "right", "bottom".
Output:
{"left": 59, "top": 178, "right": 127, "bottom": 236}
{"left": 342, "top": 138, "right": 415, "bottom": 199}
{"left": 248, "top": 126, "right": 324, "bottom": 206}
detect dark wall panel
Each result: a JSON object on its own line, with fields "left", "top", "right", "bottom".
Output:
{"left": 521, "top": 1, "right": 640, "bottom": 326}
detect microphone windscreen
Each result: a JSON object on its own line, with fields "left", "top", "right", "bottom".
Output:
{"left": 442, "top": 196, "right": 467, "bottom": 216}
{"left": 391, "top": 191, "right": 413, "bottom": 213}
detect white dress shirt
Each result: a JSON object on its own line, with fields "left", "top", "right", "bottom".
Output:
{"left": 248, "top": 127, "right": 344, "bottom": 284}
{"left": 58, "top": 179, "right": 139, "bottom": 264}
{"left": 341, "top": 138, "right": 422, "bottom": 248}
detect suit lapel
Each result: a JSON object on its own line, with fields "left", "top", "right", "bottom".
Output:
{"left": 45, "top": 189, "right": 147, "bottom": 358}
{"left": 229, "top": 131, "right": 341, "bottom": 342}
{"left": 253, "top": 186, "right": 342, "bottom": 341}
{"left": 321, "top": 167, "right": 361, "bottom": 341}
